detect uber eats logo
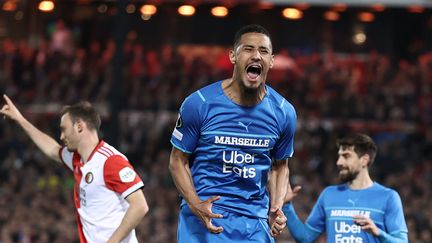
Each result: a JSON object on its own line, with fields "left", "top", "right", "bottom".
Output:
{"left": 222, "top": 150, "right": 256, "bottom": 178}
{"left": 334, "top": 222, "right": 363, "bottom": 243}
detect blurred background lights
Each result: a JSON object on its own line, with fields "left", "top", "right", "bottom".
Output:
{"left": 358, "top": 12, "right": 375, "bottom": 22}
{"left": 324, "top": 10, "right": 340, "bottom": 21}
{"left": 141, "top": 14, "right": 151, "bottom": 21}
{"left": 371, "top": 4, "right": 386, "bottom": 12}
{"left": 178, "top": 5, "right": 195, "bottom": 16}
{"left": 2, "top": 0, "right": 17, "bottom": 11}
{"left": 282, "top": 8, "right": 303, "bottom": 20}
{"left": 408, "top": 5, "right": 425, "bottom": 13}
{"left": 353, "top": 31, "right": 366, "bottom": 45}
{"left": 211, "top": 6, "right": 228, "bottom": 17}
{"left": 140, "top": 4, "right": 157, "bottom": 16}
{"left": 332, "top": 3, "right": 347, "bottom": 12}
{"left": 97, "top": 4, "right": 108, "bottom": 13}
{"left": 38, "top": 0, "right": 55, "bottom": 12}
{"left": 126, "top": 4, "right": 136, "bottom": 14}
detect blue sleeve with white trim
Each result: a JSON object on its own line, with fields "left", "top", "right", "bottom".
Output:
{"left": 272, "top": 100, "right": 296, "bottom": 160}
{"left": 170, "top": 93, "right": 203, "bottom": 154}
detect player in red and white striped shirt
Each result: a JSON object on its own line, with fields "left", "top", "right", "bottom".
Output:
{"left": 1, "top": 95, "right": 149, "bottom": 243}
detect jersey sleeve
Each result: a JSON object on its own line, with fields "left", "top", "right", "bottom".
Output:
{"left": 383, "top": 190, "right": 408, "bottom": 235}
{"left": 273, "top": 100, "right": 297, "bottom": 160}
{"left": 170, "top": 93, "right": 203, "bottom": 154}
{"left": 104, "top": 155, "right": 144, "bottom": 199}
{"left": 305, "top": 189, "right": 327, "bottom": 233}
{"left": 283, "top": 203, "right": 321, "bottom": 242}
{"left": 59, "top": 146, "right": 74, "bottom": 171}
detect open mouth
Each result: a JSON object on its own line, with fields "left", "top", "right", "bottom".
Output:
{"left": 246, "top": 64, "right": 262, "bottom": 80}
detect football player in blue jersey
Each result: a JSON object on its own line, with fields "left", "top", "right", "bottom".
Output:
{"left": 169, "top": 24, "right": 297, "bottom": 242}
{"left": 283, "top": 133, "right": 408, "bottom": 242}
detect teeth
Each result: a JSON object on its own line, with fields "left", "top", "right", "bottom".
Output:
{"left": 247, "top": 64, "right": 262, "bottom": 69}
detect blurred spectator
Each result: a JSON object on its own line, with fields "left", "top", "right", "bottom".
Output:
{"left": 50, "top": 20, "right": 75, "bottom": 58}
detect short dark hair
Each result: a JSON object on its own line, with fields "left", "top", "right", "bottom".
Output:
{"left": 233, "top": 24, "right": 272, "bottom": 49}
{"left": 336, "top": 133, "right": 377, "bottom": 166}
{"left": 60, "top": 101, "right": 101, "bottom": 132}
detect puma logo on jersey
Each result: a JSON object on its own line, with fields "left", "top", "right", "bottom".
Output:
{"left": 238, "top": 121, "right": 252, "bottom": 132}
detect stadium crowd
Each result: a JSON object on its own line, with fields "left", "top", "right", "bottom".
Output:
{"left": 0, "top": 29, "right": 431, "bottom": 243}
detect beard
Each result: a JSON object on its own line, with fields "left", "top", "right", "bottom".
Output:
{"left": 240, "top": 80, "right": 262, "bottom": 92}
{"left": 239, "top": 80, "right": 265, "bottom": 102}
{"left": 339, "top": 169, "right": 360, "bottom": 183}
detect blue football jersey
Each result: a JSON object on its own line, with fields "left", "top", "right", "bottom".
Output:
{"left": 171, "top": 81, "right": 296, "bottom": 218}
{"left": 306, "top": 182, "right": 408, "bottom": 242}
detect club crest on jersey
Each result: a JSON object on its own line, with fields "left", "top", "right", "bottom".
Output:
{"left": 85, "top": 172, "right": 94, "bottom": 184}
{"left": 119, "top": 167, "right": 136, "bottom": 183}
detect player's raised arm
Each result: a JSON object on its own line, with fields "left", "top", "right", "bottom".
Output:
{"left": 1, "top": 94, "right": 62, "bottom": 163}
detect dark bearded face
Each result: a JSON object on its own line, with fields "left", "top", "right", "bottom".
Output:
{"left": 336, "top": 146, "right": 363, "bottom": 183}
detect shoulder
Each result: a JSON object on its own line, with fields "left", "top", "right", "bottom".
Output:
{"left": 372, "top": 182, "right": 401, "bottom": 198}
{"left": 320, "top": 184, "right": 348, "bottom": 197}
{"left": 265, "top": 85, "right": 296, "bottom": 118}
{"left": 181, "top": 81, "right": 223, "bottom": 110}
{"left": 97, "top": 142, "right": 128, "bottom": 162}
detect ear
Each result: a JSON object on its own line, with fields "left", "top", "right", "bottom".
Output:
{"left": 75, "top": 119, "right": 84, "bottom": 133}
{"left": 269, "top": 54, "right": 275, "bottom": 68}
{"left": 361, "top": 154, "right": 370, "bottom": 167}
{"left": 229, "top": 50, "right": 236, "bottom": 64}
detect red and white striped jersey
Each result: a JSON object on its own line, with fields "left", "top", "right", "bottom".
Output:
{"left": 59, "top": 140, "right": 144, "bottom": 243}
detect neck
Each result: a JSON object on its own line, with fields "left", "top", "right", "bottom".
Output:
{"left": 77, "top": 132, "right": 100, "bottom": 163}
{"left": 222, "top": 79, "right": 266, "bottom": 106}
{"left": 347, "top": 170, "right": 373, "bottom": 190}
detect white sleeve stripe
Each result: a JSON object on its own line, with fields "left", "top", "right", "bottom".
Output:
{"left": 102, "top": 145, "right": 115, "bottom": 155}
{"left": 280, "top": 99, "right": 286, "bottom": 108}
{"left": 98, "top": 150, "right": 109, "bottom": 158}
{"left": 121, "top": 181, "right": 144, "bottom": 199}
{"left": 100, "top": 146, "right": 114, "bottom": 156}
{"left": 197, "top": 90, "right": 206, "bottom": 102}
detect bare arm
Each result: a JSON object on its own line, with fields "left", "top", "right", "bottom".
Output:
{"left": 268, "top": 158, "right": 289, "bottom": 236}
{"left": 169, "top": 147, "right": 223, "bottom": 233}
{"left": 269, "top": 159, "right": 289, "bottom": 212}
{"left": 1, "top": 94, "right": 61, "bottom": 163}
{"left": 107, "top": 189, "right": 149, "bottom": 243}
{"left": 169, "top": 147, "right": 200, "bottom": 206}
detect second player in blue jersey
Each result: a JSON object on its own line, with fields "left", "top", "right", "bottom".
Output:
{"left": 283, "top": 134, "right": 408, "bottom": 243}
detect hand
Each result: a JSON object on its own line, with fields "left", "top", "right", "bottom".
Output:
{"left": 269, "top": 208, "right": 286, "bottom": 237}
{"left": 284, "top": 183, "right": 301, "bottom": 204}
{"left": 0, "top": 95, "right": 24, "bottom": 122}
{"left": 189, "top": 196, "right": 224, "bottom": 234}
{"left": 353, "top": 215, "right": 380, "bottom": 236}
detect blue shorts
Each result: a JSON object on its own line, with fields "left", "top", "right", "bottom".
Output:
{"left": 177, "top": 205, "right": 275, "bottom": 243}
